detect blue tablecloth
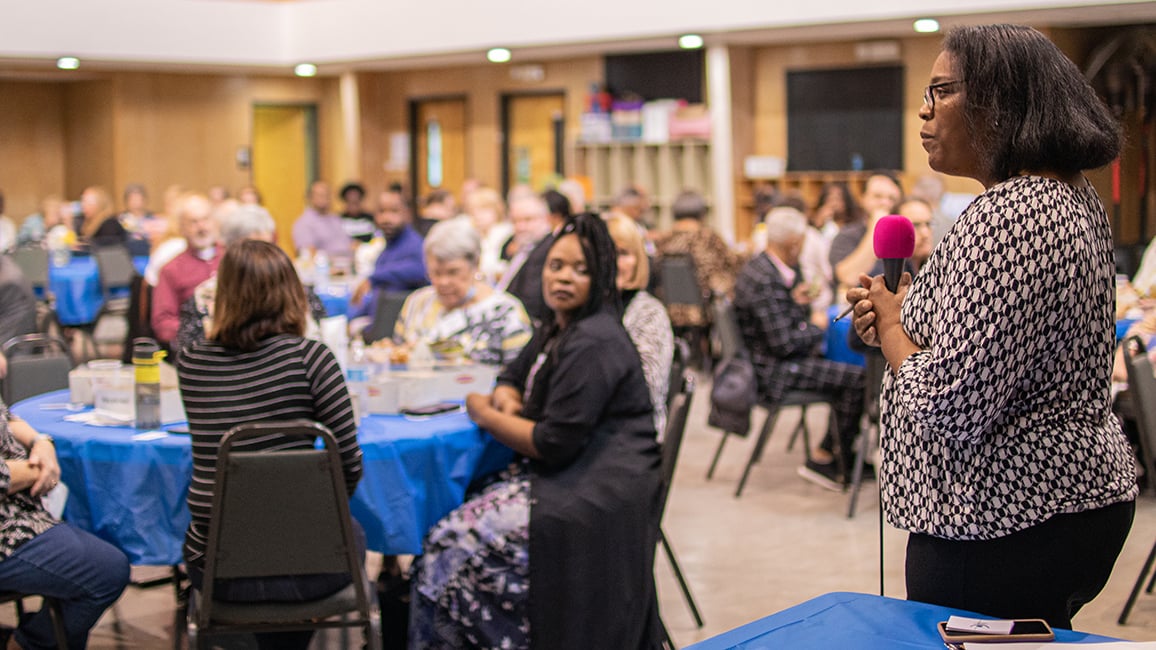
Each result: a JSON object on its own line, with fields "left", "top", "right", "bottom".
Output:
{"left": 316, "top": 285, "right": 351, "bottom": 318}
{"left": 12, "top": 390, "right": 512, "bottom": 565}
{"left": 826, "top": 305, "right": 865, "bottom": 367}
{"left": 47, "top": 256, "right": 149, "bottom": 326}
{"left": 686, "top": 592, "right": 1118, "bottom": 649}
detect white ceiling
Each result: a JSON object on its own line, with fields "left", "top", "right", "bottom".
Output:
{"left": 1, "top": 0, "right": 1154, "bottom": 75}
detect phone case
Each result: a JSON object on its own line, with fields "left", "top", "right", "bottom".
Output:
{"left": 400, "top": 402, "right": 462, "bottom": 418}
{"left": 937, "top": 620, "right": 1055, "bottom": 644}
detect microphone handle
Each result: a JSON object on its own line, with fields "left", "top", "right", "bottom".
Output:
{"left": 882, "top": 258, "right": 905, "bottom": 293}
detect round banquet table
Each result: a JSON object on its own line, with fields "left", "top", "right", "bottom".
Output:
{"left": 47, "top": 255, "right": 150, "bottom": 326}
{"left": 11, "top": 390, "right": 512, "bottom": 565}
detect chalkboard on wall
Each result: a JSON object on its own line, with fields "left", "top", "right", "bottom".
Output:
{"left": 787, "top": 66, "right": 904, "bottom": 171}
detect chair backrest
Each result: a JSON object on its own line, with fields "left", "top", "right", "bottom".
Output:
{"left": 659, "top": 372, "right": 695, "bottom": 518}
{"left": 202, "top": 421, "right": 362, "bottom": 583}
{"left": 9, "top": 248, "right": 49, "bottom": 293}
{"left": 1, "top": 334, "right": 73, "bottom": 405}
{"left": 667, "top": 337, "right": 691, "bottom": 412}
{"left": 711, "top": 298, "right": 747, "bottom": 362}
{"left": 363, "top": 290, "right": 410, "bottom": 345}
{"left": 93, "top": 245, "right": 137, "bottom": 300}
{"left": 1124, "top": 336, "right": 1156, "bottom": 495}
{"left": 658, "top": 255, "right": 707, "bottom": 308}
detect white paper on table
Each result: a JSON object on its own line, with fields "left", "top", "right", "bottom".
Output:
{"left": 63, "top": 410, "right": 134, "bottom": 427}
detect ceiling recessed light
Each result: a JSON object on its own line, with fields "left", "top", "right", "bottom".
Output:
{"left": 56, "top": 56, "right": 80, "bottom": 70}
{"left": 679, "top": 34, "right": 704, "bottom": 50}
{"left": 294, "top": 63, "right": 317, "bottom": 77}
{"left": 913, "top": 18, "right": 940, "bottom": 34}
{"left": 487, "top": 48, "right": 512, "bottom": 64}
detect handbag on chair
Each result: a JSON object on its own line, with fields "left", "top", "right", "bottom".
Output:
{"left": 707, "top": 355, "right": 758, "bottom": 437}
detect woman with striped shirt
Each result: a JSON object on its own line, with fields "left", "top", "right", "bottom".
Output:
{"left": 177, "top": 239, "right": 363, "bottom": 650}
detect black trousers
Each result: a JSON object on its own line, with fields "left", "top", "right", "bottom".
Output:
{"left": 906, "top": 499, "right": 1135, "bottom": 629}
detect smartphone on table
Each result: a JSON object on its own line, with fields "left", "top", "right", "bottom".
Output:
{"left": 937, "top": 618, "right": 1054, "bottom": 644}
{"left": 399, "top": 402, "right": 463, "bottom": 419}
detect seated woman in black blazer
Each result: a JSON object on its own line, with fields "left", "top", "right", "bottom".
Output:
{"left": 410, "top": 213, "right": 665, "bottom": 650}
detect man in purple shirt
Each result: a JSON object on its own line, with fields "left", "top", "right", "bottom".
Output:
{"left": 348, "top": 189, "right": 428, "bottom": 321}
{"left": 292, "top": 181, "right": 353, "bottom": 261}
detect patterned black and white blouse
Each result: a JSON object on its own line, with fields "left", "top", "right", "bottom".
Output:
{"left": 0, "top": 401, "right": 58, "bottom": 559}
{"left": 881, "top": 175, "right": 1138, "bottom": 540}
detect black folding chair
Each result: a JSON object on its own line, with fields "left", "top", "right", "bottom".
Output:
{"left": 1, "top": 334, "right": 73, "bottom": 405}
{"left": 362, "top": 290, "right": 410, "bottom": 345}
{"left": 1119, "top": 336, "right": 1156, "bottom": 624}
{"left": 75, "top": 245, "right": 136, "bottom": 362}
{"left": 9, "top": 247, "right": 60, "bottom": 336}
{"left": 847, "top": 351, "right": 886, "bottom": 518}
{"left": 704, "top": 300, "right": 836, "bottom": 497}
{"left": 186, "top": 420, "right": 382, "bottom": 649}
{"left": 658, "top": 365, "right": 703, "bottom": 634}
{"left": 658, "top": 255, "right": 713, "bottom": 372}
{"left": 0, "top": 591, "right": 68, "bottom": 649}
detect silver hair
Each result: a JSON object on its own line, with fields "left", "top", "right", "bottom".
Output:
{"left": 763, "top": 206, "right": 808, "bottom": 244}
{"left": 219, "top": 204, "right": 275, "bottom": 246}
{"left": 423, "top": 217, "right": 481, "bottom": 266}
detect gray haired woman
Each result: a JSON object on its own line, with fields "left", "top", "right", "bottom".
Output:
{"left": 393, "top": 218, "right": 532, "bottom": 365}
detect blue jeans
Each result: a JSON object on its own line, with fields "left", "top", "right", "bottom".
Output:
{"left": 0, "top": 523, "right": 130, "bottom": 650}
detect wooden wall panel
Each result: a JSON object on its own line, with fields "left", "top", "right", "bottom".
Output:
{"left": 63, "top": 81, "right": 116, "bottom": 201}
{"left": 358, "top": 56, "right": 601, "bottom": 200}
{"left": 0, "top": 82, "right": 67, "bottom": 221}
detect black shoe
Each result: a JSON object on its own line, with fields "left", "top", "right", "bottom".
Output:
{"left": 797, "top": 459, "right": 842, "bottom": 492}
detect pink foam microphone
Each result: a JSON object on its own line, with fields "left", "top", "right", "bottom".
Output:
{"left": 834, "top": 214, "right": 916, "bottom": 322}
{"left": 873, "top": 214, "right": 916, "bottom": 293}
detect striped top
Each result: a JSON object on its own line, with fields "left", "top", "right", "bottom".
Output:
{"left": 177, "top": 334, "right": 363, "bottom": 566}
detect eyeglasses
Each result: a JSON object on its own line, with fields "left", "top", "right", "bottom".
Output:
{"left": 922, "top": 80, "right": 965, "bottom": 110}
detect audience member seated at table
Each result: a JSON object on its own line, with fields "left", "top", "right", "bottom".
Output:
{"left": 177, "top": 239, "right": 364, "bottom": 650}
{"left": 497, "top": 194, "right": 555, "bottom": 326}
{"left": 412, "top": 213, "right": 663, "bottom": 650}
{"left": 174, "top": 204, "right": 325, "bottom": 353}
{"left": 655, "top": 190, "right": 741, "bottom": 330}
{"left": 77, "top": 186, "right": 129, "bottom": 249}
{"left": 16, "top": 195, "right": 69, "bottom": 248}
{"left": 815, "top": 182, "right": 866, "bottom": 242}
{"left": 464, "top": 187, "right": 513, "bottom": 285}
{"left": 413, "top": 189, "right": 455, "bottom": 238}
{"left": 151, "top": 194, "right": 221, "bottom": 349}
{"left": 142, "top": 186, "right": 188, "bottom": 285}
{"left": 292, "top": 180, "right": 354, "bottom": 262}
{"left": 348, "top": 189, "right": 428, "bottom": 327}
{"left": 0, "top": 193, "right": 13, "bottom": 255}
{"left": 607, "top": 214, "right": 674, "bottom": 437}
{"left": 390, "top": 218, "right": 531, "bottom": 366}
{"left": 116, "top": 183, "right": 162, "bottom": 254}
{"left": 735, "top": 206, "right": 865, "bottom": 490}
{"left": 338, "top": 181, "right": 376, "bottom": 244}
{"left": 830, "top": 172, "right": 904, "bottom": 292}
{"left": 0, "top": 397, "right": 130, "bottom": 649}
{"left": 0, "top": 256, "right": 37, "bottom": 352}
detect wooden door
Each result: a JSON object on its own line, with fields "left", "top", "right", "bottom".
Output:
{"left": 252, "top": 104, "right": 317, "bottom": 252}
{"left": 413, "top": 98, "right": 466, "bottom": 200}
{"left": 505, "top": 93, "right": 565, "bottom": 193}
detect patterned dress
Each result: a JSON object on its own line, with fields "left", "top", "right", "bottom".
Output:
{"left": 0, "top": 402, "right": 58, "bottom": 559}
{"left": 393, "top": 286, "right": 532, "bottom": 366}
{"left": 410, "top": 465, "right": 531, "bottom": 649}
